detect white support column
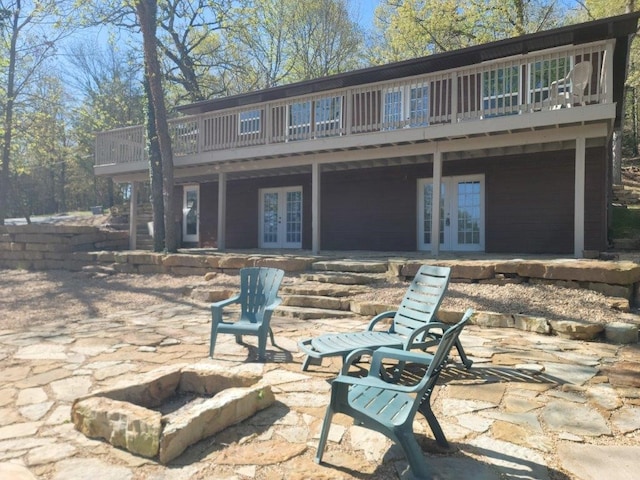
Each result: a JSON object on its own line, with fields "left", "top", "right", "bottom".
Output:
{"left": 431, "top": 148, "right": 442, "bottom": 256}
{"left": 312, "top": 162, "right": 321, "bottom": 254}
{"left": 129, "top": 181, "right": 138, "bottom": 250}
{"left": 574, "top": 136, "right": 586, "bottom": 258}
{"left": 217, "top": 172, "right": 227, "bottom": 251}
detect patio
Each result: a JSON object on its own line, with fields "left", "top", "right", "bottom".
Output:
{"left": 0, "top": 271, "right": 639, "bottom": 479}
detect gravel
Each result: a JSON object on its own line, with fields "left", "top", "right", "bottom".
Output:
{"left": 1, "top": 268, "right": 635, "bottom": 331}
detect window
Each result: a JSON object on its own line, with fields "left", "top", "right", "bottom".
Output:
{"left": 239, "top": 109, "right": 261, "bottom": 135}
{"left": 314, "top": 96, "right": 342, "bottom": 137}
{"left": 482, "top": 66, "right": 520, "bottom": 114}
{"left": 528, "top": 57, "right": 571, "bottom": 104}
{"left": 288, "top": 101, "right": 311, "bottom": 140}
{"left": 383, "top": 84, "right": 429, "bottom": 129}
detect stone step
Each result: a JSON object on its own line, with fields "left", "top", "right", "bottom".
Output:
{"left": 277, "top": 305, "right": 359, "bottom": 320}
{"left": 312, "top": 260, "right": 388, "bottom": 274}
{"left": 281, "top": 294, "right": 351, "bottom": 311}
{"left": 281, "top": 283, "right": 368, "bottom": 297}
{"left": 300, "top": 272, "right": 378, "bottom": 285}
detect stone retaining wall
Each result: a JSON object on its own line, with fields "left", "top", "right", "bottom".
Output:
{"left": 0, "top": 225, "right": 128, "bottom": 270}
{"left": 0, "top": 225, "right": 639, "bottom": 306}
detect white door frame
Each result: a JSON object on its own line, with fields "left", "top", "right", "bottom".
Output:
{"left": 259, "top": 186, "right": 303, "bottom": 248}
{"left": 182, "top": 184, "right": 200, "bottom": 243}
{"left": 417, "top": 174, "right": 485, "bottom": 252}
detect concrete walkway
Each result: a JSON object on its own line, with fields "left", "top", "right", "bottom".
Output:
{"left": 1, "top": 298, "right": 639, "bottom": 479}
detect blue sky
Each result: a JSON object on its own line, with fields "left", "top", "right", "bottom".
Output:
{"left": 348, "top": 0, "right": 379, "bottom": 28}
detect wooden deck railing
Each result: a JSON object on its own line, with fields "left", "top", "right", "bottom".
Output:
{"left": 95, "top": 41, "right": 612, "bottom": 167}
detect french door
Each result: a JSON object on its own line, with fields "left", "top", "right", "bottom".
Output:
{"left": 417, "top": 175, "right": 485, "bottom": 251}
{"left": 259, "top": 187, "right": 303, "bottom": 248}
{"left": 182, "top": 185, "right": 199, "bottom": 243}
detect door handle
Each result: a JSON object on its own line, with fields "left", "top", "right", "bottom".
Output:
{"left": 445, "top": 215, "right": 450, "bottom": 226}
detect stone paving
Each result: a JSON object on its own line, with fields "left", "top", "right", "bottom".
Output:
{"left": 1, "top": 298, "right": 639, "bottom": 479}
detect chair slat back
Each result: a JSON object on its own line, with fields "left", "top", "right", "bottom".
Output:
{"left": 240, "top": 267, "right": 284, "bottom": 323}
{"left": 392, "top": 265, "right": 451, "bottom": 337}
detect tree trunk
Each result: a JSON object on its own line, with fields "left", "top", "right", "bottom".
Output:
{"left": 613, "top": 128, "right": 623, "bottom": 185}
{"left": 136, "top": 0, "right": 177, "bottom": 252}
{"left": 0, "top": 1, "right": 21, "bottom": 224}
{"left": 144, "top": 75, "right": 166, "bottom": 252}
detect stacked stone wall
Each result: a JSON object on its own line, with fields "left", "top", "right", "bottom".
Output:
{"left": 0, "top": 225, "right": 128, "bottom": 270}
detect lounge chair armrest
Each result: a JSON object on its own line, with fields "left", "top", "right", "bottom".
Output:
{"left": 341, "top": 347, "right": 375, "bottom": 375}
{"left": 421, "top": 322, "right": 451, "bottom": 333}
{"left": 333, "top": 371, "right": 423, "bottom": 394}
{"left": 371, "top": 346, "right": 435, "bottom": 367}
{"left": 366, "top": 311, "right": 397, "bottom": 331}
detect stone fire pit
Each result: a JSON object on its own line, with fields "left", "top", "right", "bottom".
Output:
{"left": 71, "top": 363, "right": 275, "bottom": 463}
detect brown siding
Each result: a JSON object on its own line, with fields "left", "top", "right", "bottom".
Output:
{"left": 271, "top": 105, "right": 287, "bottom": 142}
{"left": 483, "top": 147, "right": 606, "bottom": 253}
{"left": 458, "top": 74, "right": 481, "bottom": 114}
{"left": 322, "top": 164, "right": 432, "bottom": 251}
{"left": 226, "top": 174, "right": 312, "bottom": 249}
{"left": 190, "top": 147, "right": 607, "bottom": 253}
{"left": 430, "top": 78, "right": 452, "bottom": 123}
{"left": 199, "top": 182, "right": 218, "bottom": 248}
{"left": 351, "top": 90, "right": 381, "bottom": 132}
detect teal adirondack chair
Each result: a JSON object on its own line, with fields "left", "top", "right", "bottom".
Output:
{"left": 298, "top": 265, "right": 473, "bottom": 371}
{"left": 209, "top": 267, "right": 284, "bottom": 361}
{"left": 315, "top": 309, "right": 473, "bottom": 479}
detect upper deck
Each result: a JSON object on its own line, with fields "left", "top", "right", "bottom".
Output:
{"left": 95, "top": 40, "right": 615, "bottom": 179}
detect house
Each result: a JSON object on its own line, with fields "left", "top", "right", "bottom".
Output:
{"left": 94, "top": 12, "right": 640, "bottom": 257}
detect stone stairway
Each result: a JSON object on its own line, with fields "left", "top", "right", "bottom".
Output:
{"left": 611, "top": 167, "right": 640, "bottom": 250}
{"left": 135, "top": 203, "right": 154, "bottom": 250}
{"left": 278, "top": 260, "right": 390, "bottom": 320}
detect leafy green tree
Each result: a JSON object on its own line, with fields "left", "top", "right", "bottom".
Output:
{"left": 225, "top": 0, "right": 364, "bottom": 92}
{"left": 581, "top": 0, "right": 638, "bottom": 183}
{"left": 287, "top": 0, "right": 363, "bottom": 81}
{"left": 0, "top": 0, "right": 75, "bottom": 223}
{"left": 370, "top": 0, "right": 564, "bottom": 63}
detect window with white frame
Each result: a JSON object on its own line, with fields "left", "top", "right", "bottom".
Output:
{"left": 383, "top": 84, "right": 429, "bottom": 129}
{"left": 288, "top": 101, "right": 311, "bottom": 140}
{"left": 314, "top": 96, "right": 342, "bottom": 137}
{"left": 482, "top": 65, "right": 520, "bottom": 114}
{"left": 528, "top": 57, "right": 571, "bottom": 104}
{"left": 239, "top": 109, "right": 261, "bottom": 135}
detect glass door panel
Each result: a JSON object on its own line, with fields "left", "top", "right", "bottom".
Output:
{"left": 182, "top": 185, "right": 199, "bottom": 243}
{"left": 260, "top": 187, "right": 302, "bottom": 248}
{"left": 418, "top": 175, "right": 484, "bottom": 251}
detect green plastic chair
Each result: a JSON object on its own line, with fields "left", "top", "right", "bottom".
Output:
{"left": 298, "top": 265, "right": 473, "bottom": 371}
{"left": 315, "top": 309, "right": 473, "bottom": 479}
{"left": 209, "top": 267, "right": 284, "bottom": 361}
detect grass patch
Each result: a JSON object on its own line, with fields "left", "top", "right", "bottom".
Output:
{"left": 611, "top": 205, "right": 640, "bottom": 238}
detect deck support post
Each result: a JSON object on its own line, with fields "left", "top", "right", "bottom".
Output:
{"left": 574, "top": 136, "right": 586, "bottom": 258}
{"left": 431, "top": 148, "right": 442, "bottom": 257}
{"left": 129, "top": 181, "right": 138, "bottom": 250}
{"left": 217, "top": 172, "right": 227, "bottom": 251}
{"left": 312, "top": 162, "right": 321, "bottom": 254}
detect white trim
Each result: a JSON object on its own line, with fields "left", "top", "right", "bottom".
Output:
{"left": 182, "top": 184, "right": 200, "bottom": 243}
{"left": 217, "top": 172, "right": 226, "bottom": 250}
{"left": 431, "top": 150, "right": 442, "bottom": 256}
{"left": 418, "top": 174, "right": 485, "bottom": 252}
{"left": 574, "top": 136, "right": 586, "bottom": 257}
{"left": 312, "top": 163, "right": 321, "bottom": 254}
{"left": 129, "top": 182, "right": 138, "bottom": 250}
{"left": 259, "top": 186, "right": 303, "bottom": 248}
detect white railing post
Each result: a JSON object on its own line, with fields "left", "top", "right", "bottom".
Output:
{"left": 450, "top": 72, "right": 458, "bottom": 123}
